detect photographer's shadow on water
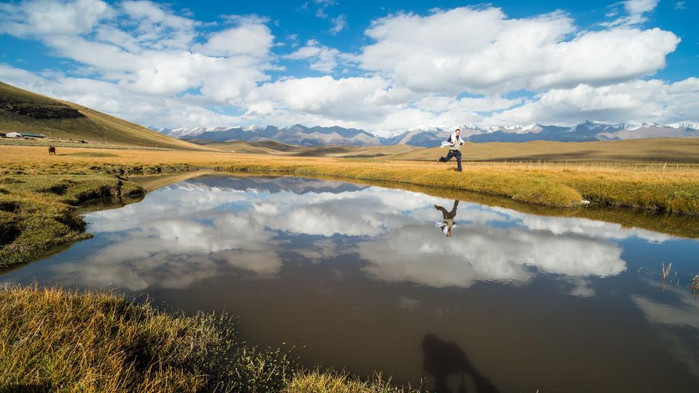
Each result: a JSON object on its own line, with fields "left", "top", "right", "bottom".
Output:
{"left": 422, "top": 334, "right": 500, "bottom": 393}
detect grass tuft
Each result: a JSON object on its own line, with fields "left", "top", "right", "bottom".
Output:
{"left": 284, "top": 369, "right": 418, "bottom": 393}
{"left": 0, "top": 284, "right": 296, "bottom": 393}
{"left": 691, "top": 275, "right": 699, "bottom": 292}
{"left": 661, "top": 262, "right": 672, "bottom": 280}
{"left": 0, "top": 285, "right": 419, "bottom": 393}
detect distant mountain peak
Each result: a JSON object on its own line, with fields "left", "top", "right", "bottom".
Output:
{"left": 158, "top": 120, "right": 699, "bottom": 147}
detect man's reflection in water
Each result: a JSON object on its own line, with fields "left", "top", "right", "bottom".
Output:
{"left": 434, "top": 200, "right": 459, "bottom": 237}
{"left": 422, "top": 334, "right": 500, "bottom": 393}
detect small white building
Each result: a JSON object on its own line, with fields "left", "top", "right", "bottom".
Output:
{"left": 5, "top": 132, "right": 21, "bottom": 138}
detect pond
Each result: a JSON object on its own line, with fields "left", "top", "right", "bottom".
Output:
{"left": 2, "top": 174, "right": 698, "bottom": 392}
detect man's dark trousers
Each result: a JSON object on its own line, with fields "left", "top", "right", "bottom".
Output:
{"left": 439, "top": 150, "right": 462, "bottom": 171}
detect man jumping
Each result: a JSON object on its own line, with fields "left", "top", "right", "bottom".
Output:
{"left": 439, "top": 128, "right": 465, "bottom": 172}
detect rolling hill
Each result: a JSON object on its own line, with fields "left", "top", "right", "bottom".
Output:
{"left": 0, "top": 82, "right": 206, "bottom": 150}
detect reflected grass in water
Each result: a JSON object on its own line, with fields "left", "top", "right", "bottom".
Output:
{"left": 318, "top": 175, "right": 699, "bottom": 239}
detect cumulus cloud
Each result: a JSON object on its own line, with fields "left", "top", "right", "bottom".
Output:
{"left": 0, "top": 0, "right": 114, "bottom": 37}
{"left": 0, "top": 0, "right": 273, "bottom": 127}
{"left": 0, "top": 1, "right": 695, "bottom": 131}
{"left": 247, "top": 75, "right": 391, "bottom": 120}
{"left": 0, "top": 65, "right": 243, "bottom": 128}
{"left": 285, "top": 40, "right": 342, "bottom": 73}
{"left": 487, "top": 78, "right": 699, "bottom": 126}
{"left": 241, "top": 5, "right": 689, "bottom": 132}
{"left": 197, "top": 23, "right": 274, "bottom": 58}
{"left": 360, "top": 7, "right": 678, "bottom": 94}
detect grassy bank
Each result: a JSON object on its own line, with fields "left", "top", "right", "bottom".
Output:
{"left": 0, "top": 172, "right": 145, "bottom": 266}
{"left": 0, "top": 150, "right": 201, "bottom": 266}
{"left": 1, "top": 144, "right": 697, "bottom": 215}
{"left": 220, "top": 159, "right": 699, "bottom": 214}
{"left": 0, "top": 284, "right": 414, "bottom": 393}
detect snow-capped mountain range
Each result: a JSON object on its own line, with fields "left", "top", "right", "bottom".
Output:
{"left": 156, "top": 121, "right": 699, "bottom": 147}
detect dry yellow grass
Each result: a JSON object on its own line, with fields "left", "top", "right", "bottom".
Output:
{"left": 2, "top": 144, "right": 698, "bottom": 213}
{"left": 284, "top": 370, "right": 417, "bottom": 393}
{"left": 0, "top": 81, "right": 207, "bottom": 151}
{"left": 394, "top": 138, "right": 699, "bottom": 163}
{"left": 0, "top": 284, "right": 296, "bottom": 393}
{"left": 0, "top": 284, "right": 422, "bottom": 393}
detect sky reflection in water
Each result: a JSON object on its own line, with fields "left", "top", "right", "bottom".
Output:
{"left": 2, "top": 175, "right": 698, "bottom": 392}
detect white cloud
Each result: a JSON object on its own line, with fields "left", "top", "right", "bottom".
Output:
{"left": 488, "top": 78, "right": 699, "bottom": 126}
{"left": 0, "top": 1, "right": 275, "bottom": 127}
{"left": 604, "top": 0, "right": 660, "bottom": 27}
{"left": 247, "top": 75, "right": 391, "bottom": 120}
{"left": 0, "top": 65, "right": 242, "bottom": 128}
{"left": 120, "top": 0, "right": 198, "bottom": 49}
{"left": 198, "top": 23, "right": 274, "bottom": 58}
{"left": 330, "top": 14, "right": 346, "bottom": 34}
{"left": 285, "top": 40, "right": 342, "bottom": 73}
{"left": 360, "top": 7, "right": 679, "bottom": 94}
{"left": 0, "top": 0, "right": 114, "bottom": 37}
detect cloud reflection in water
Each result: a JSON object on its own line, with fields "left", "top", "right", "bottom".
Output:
{"left": 47, "top": 176, "right": 675, "bottom": 292}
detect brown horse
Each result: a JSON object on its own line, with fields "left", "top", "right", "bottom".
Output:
{"left": 48, "top": 146, "right": 56, "bottom": 155}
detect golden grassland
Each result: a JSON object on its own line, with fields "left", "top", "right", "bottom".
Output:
{"left": 202, "top": 138, "right": 699, "bottom": 162}
{"left": 2, "top": 144, "right": 697, "bottom": 211}
{"left": 0, "top": 82, "right": 206, "bottom": 151}
{"left": 394, "top": 138, "right": 699, "bottom": 163}
{"left": 0, "top": 284, "right": 417, "bottom": 393}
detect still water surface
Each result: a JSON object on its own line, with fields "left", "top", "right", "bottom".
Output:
{"left": 2, "top": 175, "right": 699, "bottom": 392}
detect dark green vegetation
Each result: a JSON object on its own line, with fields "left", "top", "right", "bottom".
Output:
{"left": 0, "top": 284, "right": 416, "bottom": 393}
{"left": 0, "top": 82, "right": 205, "bottom": 150}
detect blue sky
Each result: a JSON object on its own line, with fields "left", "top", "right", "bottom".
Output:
{"left": 0, "top": 0, "right": 697, "bottom": 133}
